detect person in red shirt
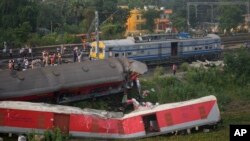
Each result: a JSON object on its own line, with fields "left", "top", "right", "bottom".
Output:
{"left": 172, "top": 64, "right": 177, "bottom": 75}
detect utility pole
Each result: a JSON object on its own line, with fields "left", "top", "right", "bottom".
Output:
{"left": 95, "top": 11, "right": 99, "bottom": 59}
{"left": 50, "top": 21, "right": 53, "bottom": 33}
{"left": 187, "top": 1, "right": 250, "bottom": 30}
{"left": 187, "top": 3, "right": 190, "bottom": 32}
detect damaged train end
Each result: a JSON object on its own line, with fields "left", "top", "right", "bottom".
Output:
{"left": 0, "top": 95, "right": 221, "bottom": 139}
{"left": 0, "top": 58, "right": 148, "bottom": 103}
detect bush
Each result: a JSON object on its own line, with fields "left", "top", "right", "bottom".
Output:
{"left": 28, "top": 128, "right": 69, "bottom": 141}
{"left": 153, "top": 66, "right": 165, "bottom": 78}
{"left": 28, "top": 33, "right": 80, "bottom": 46}
{"left": 180, "top": 62, "right": 189, "bottom": 71}
{"left": 224, "top": 48, "right": 250, "bottom": 85}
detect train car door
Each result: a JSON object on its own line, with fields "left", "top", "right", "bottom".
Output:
{"left": 54, "top": 114, "right": 70, "bottom": 134}
{"left": 142, "top": 114, "right": 160, "bottom": 134}
{"left": 171, "top": 42, "right": 178, "bottom": 56}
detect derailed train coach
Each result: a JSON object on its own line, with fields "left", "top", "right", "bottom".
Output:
{"left": 0, "top": 95, "right": 221, "bottom": 139}
{"left": 90, "top": 34, "right": 222, "bottom": 64}
{"left": 0, "top": 58, "right": 147, "bottom": 103}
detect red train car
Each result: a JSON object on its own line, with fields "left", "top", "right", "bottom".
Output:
{"left": 0, "top": 58, "right": 147, "bottom": 103}
{"left": 0, "top": 95, "right": 221, "bottom": 139}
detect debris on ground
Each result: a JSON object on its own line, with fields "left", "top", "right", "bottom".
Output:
{"left": 190, "top": 60, "right": 224, "bottom": 69}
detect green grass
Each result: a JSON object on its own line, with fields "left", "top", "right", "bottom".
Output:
{"left": 137, "top": 110, "right": 250, "bottom": 141}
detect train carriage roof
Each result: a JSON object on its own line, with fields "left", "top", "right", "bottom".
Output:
{"left": 0, "top": 58, "right": 127, "bottom": 98}
{"left": 102, "top": 38, "right": 135, "bottom": 47}
{"left": 94, "top": 34, "right": 220, "bottom": 48}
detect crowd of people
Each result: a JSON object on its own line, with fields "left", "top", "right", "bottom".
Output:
{"left": 5, "top": 44, "right": 89, "bottom": 71}
{"left": 41, "top": 50, "right": 62, "bottom": 67}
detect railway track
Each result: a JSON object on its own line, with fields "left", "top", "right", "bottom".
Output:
{"left": 221, "top": 33, "right": 250, "bottom": 46}
{"left": 0, "top": 33, "right": 249, "bottom": 61}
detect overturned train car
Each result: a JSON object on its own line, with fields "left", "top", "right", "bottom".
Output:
{"left": 0, "top": 58, "right": 147, "bottom": 103}
{"left": 0, "top": 95, "right": 221, "bottom": 139}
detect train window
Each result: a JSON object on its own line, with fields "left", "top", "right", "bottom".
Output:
{"left": 183, "top": 47, "right": 186, "bottom": 51}
{"left": 140, "top": 48, "right": 145, "bottom": 54}
{"left": 127, "top": 52, "right": 132, "bottom": 56}
{"left": 122, "top": 52, "right": 126, "bottom": 56}
{"left": 184, "top": 47, "right": 187, "bottom": 51}
{"left": 199, "top": 47, "right": 202, "bottom": 50}
{"left": 115, "top": 53, "right": 119, "bottom": 57}
{"left": 195, "top": 48, "right": 198, "bottom": 50}
{"left": 108, "top": 47, "right": 113, "bottom": 51}
{"left": 205, "top": 46, "right": 208, "bottom": 49}
{"left": 99, "top": 48, "right": 104, "bottom": 53}
{"left": 209, "top": 46, "right": 212, "bottom": 49}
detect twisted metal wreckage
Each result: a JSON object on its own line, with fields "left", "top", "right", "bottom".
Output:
{"left": 0, "top": 95, "right": 220, "bottom": 139}
{"left": 0, "top": 58, "right": 221, "bottom": 139}
{"left": 0, "top": 58, "right": 147, "bottom": 103}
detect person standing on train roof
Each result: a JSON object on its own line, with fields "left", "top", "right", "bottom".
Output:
{"left": 9, "top": 48, "right": 13, "bottom": 58}
{"left": 3, "top": 41, "right": 7, "bottom": 56}
{"left": 73, "top": 47, "right": 77, "bottom": 62}
{"left": 23, "top": 58, "right": 29, "bottom": 70}
{"left": 57, "top": 52, "right": 62, "bottom": 64}
{"left": 130, "top": 72, "right": 142, "bottom": 96}
{"left": 172, "top": 64, "right": 177, "bottom": 75}
{"left": 28, "top": 47, "right": 32, "bottom": 58}
{"left": 8, "top": 60, "right": 13, "bottom": 70}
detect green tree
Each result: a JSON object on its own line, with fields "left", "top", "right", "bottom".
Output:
{"left": 18, "top": 5, "right": 38, "bottom": 31}
{"left": 15, "top": 22, "right": 32, "bottom": 44}
{"left": 128, "top": 0, "right": 144, "bottom": 9}
{"left": 168, "top": 0, "right": 187, "bottom": 32}
{"left": 66, "top": 0, "right": 86, "bottom": 25}
{"left": 0, "top": 0, "right": 38, "bottom": 47}
{"left": 224, "top": 48, "right": 250, "bottom": 85}
{"left": 127, "top": 0, "right": 162, "bottom": 9}
{"left": 142, "top": 9, "right": 160, "bottom": 32}
{"left": 219, "top": 5, "right": 244, "bottom": 32}
{"left": 80, "top": 7, "right": 95, "bottom": 33}
{"left": 36, "top": 2, "right": 64, "bottom": 31}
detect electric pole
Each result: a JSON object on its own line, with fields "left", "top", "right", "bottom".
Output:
{"left": 95, "top": 11, "right": 99, "bottom": 58}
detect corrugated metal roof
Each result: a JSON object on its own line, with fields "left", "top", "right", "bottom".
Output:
{"left": 97, "top": 34, "right": 220, "bottom": 48}
{"left": 102, "top": 38, "right": 135, "bottom": 47}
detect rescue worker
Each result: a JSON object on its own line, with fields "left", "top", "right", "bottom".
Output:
{"left": 23, "top": 58, "right": 29, "bottom": 70}
{"left": 28, "top": 47, "right": 32, "bottom": 58}
{"left": 9, "top": 48, "right": 13, "bottom": 58}
{"left": 8, "top": 60, "right": 13, "bottom": 70}
{"left": 57, "top": 52, "right": 62, "bottom": 64}
{"left": 73, "top": 47, "right": 77, "bottom": 62}
{"left": 172, "top": 64, "right": 177, "bottom": 75}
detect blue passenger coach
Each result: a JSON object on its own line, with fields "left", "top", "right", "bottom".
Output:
{"left": 90, "top": 34, "right": 221, "bottom": 64}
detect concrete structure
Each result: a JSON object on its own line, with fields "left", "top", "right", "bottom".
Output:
{"left": 187, "top": 2, "right": 250, "bottom": 31}
{"left": 126, "top": 9, "right": 146, "bottom": 35}
{"left": 155, "top": 9, "right": 172, "bottom": 33}
{"left": 126, "top": 8, "right": 173, "bottom": 35}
